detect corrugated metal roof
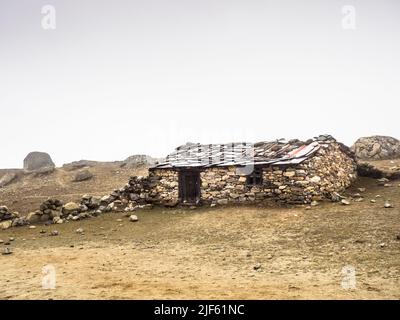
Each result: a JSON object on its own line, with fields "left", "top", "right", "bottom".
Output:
{"left": 151, "top": 135, "right": 337, "bottom": 169}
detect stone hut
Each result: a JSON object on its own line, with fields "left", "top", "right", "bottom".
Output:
{"left": 147, "top": 135, "right": 357, "bottom": 206}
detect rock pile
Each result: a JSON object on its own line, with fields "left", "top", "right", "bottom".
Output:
{"left": 26, "top": 198, "right": 64, "bottom": 224}
{"left": 0, "top": 205, "right": 26, "bottom": 229}
{"left": 0, "top": 206, "right": 16, "bottom": 221}
{"left": 351, "top": 136, "right": 400, "bottom": 160}
{"left": 80, "top": 194, "right": 101, "bottom": 210}
{"left": 119, "top": 176, "right": 153, "bottom": 202}
{"left": 3, "top": 179, "right": 155, "bottom": 229}
{"left": 95, "top": 176, "right": 155, "bottom": 213}
{"left": 26, "top": 198, "right": 99, "bottom": 224}
{"left": 22, "top": 181, "right": 156, "bottom": 227}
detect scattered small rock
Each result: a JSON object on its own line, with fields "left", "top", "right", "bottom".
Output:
{"left": 129, "top": 215, "right": 138, "bottom": 222}
{"left": 9, "top": 237, "right": 14, "bottom": 241}
{"left": 50, "top": 230, "right": 59, "bottom": 236}
{"left": 53, "top": 217, "right": 64, "bottom": 224}
{"left": 253, "top": 263, "right": 262, "bottom": 270}
{"left": 2, "top": 247, "right": 12, "bottom": 255}
{"left": 384, "top": 201, "right": 393, "bottom": 208}
{"left": 29, "top": 225, "right": 36, "bottom": 229}
{"left": 310, "top": 201, "right": 319, "bottom": 207}
{"left": 370, "top": 199, "right": 376, "bottom": 203}
{"left": 341, "top": 199, "right": 350, "bottom": 205}
{"left": 357, "top": 188, "right": 366, "bottom": 192}
{"left": 354, "top": 239, "right": 366, "bottom": 244}
{"left": 217, "top": 199, "right": 228, "bottom": 205}
{"left": 76, "top": 228, "right": 84, "bottom": 234}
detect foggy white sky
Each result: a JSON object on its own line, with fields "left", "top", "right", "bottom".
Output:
{"left": 0, "top": 0, "right": 399, "bottom": 168}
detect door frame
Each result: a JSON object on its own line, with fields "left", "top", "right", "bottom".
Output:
{"left": 178, "top": 169, "right": 201, "bottom": 205}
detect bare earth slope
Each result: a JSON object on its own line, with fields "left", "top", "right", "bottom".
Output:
{"left": 0, "top": 175, "right": 399, "bottom": 299}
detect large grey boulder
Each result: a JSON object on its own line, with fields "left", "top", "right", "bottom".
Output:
{"left": 121, "top": 155, "right": 161, "bottom": 168}
{"left": 23, "top": 152, "right": 55, "bottom": 172}
{"left": 351, "top": 136, "right": 400, "bottom": 160}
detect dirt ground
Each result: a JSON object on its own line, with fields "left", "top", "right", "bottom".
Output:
{"left": 1, "top": 177, "right": 399, "bottom": 299}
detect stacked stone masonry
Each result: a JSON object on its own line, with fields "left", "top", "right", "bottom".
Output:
{"left": 148, "top": 141, "right": 357, "bottom": 205}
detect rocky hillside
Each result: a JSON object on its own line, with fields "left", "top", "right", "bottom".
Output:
{"left": 0, "top": 162, "right": 148, "bottom": 216}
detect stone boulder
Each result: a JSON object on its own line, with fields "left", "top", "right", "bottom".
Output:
{"left": 0, "top": 205, "right": 18, "bottom": 222}
{"left": 129, "top": 214, "right": 138, "bottom": 222}
{"left": 72, "top": 169, "right": 94, "bottom": 182}
{"left": 26, "top": 212, "right": 41, "bottom": 224}
{"left": 351, "top": 136, "right": 400, "bottom": 160}
{"left": 62, "top": 160, "right": 99, "bottom": 171}
{"left": 0, "top": 220, "right": 12, "bottom": 230}
{"left": 23, "top": 152, "right": 55, "bottom": 172}
{"left": 81, "top": 195, "right": 101, "bottom": 210}
{"left": 120, "top": 155, "right": 161, "bottom": 168}
{"left": 0, "top": 172, "right": 18, "bottom": 188}
{"left": 62, "top": 202, "right": 80, "bottom": 215}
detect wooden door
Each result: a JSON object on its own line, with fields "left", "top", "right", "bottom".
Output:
{"left": 179, "top": 171, "right": 200, "bottom": 204}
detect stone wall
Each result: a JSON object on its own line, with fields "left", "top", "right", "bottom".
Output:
{"left": 265, "top": 142, "right": 357, "bottom": 204}
{"left": 298, "top": 142, "right": 357, "bottom": 201}
{"left": 147, "top": 169, "right": 179, "bottom": 206}
{"left": 200, "top": 167, "right": 246, "bottom": 204}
